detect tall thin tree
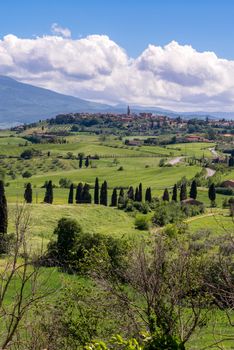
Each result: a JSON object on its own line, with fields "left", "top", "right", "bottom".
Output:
{"left": 190, "top": 180, "right": 197, "bottom": 199}
{"left": 68, "top": 184, "right": 74, "bottom": 204}
{"left": 94, "top": 177, "right": 99, "bottom": 204}
{"left": 76, "top": 183, "right": 83, "bottom": 204}
{"left": 0, "top": 180, "right": 7, "bottom": 234}
{"left": 180, "top": 182, "right": 187, "bottom": 201}
{"left": 162, "top": 188, "right": 170, "bottom": 202}
{"left": 111, "top": 188, "right": 117, "bottom": 207}
{"left": 172, "top": 184, "right": 177, "bottom": 202}
{"left": 24, "top": 183, "right": 32, "bottom": 203}
{"left": 44, "top": 180, "right": 53, "bottom": 204}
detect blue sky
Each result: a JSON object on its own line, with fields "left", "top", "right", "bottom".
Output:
{"left": 0, "top": 0, "right": 234, "bottom": 59}
{"left": 1, "top": 0, "right": 234, "bottom": 111}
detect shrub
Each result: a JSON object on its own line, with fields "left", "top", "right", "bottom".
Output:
{"left": 59, "top": 178, "right": 72, "bottom": 188}
{"left": 22, "top": 171, "right": 32, "bottom": 178}
{"left": 134, "top": 214, "right": 149, "bottom": 230}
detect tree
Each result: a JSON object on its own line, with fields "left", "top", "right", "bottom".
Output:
{"left": 0, "top": 205, "right": 55, "bottom": 349}
{"left": 68, "top": 184, "right": 74, "bottom": 204}
{"left": 53, "top": 217, "right": 83, "bottom": 265}
{"left": 228, "top": 156, "right": 234, "bottom": 167}
{"left": 44, "top": 180, "right": 53, "bottom": 204}
{"left": 162, "top": 188, "right": 170, "bottom": 201}
{"left": 134, "top": 187, "right": 139, "bottom": 202}
{"left": 180, "top": 182, "right": 187, "bottom": 201}
{"left": 172, "top": 184, "right": 177, "bottom": 202}
{"left": 118, "top": 188, "right": 125, "bottom": 206}
{"left": 76, "top": 183, "right": 83, "bottom": 204}
{"left": 79, "top": 155, "right": 83, "bottom": 168}
{"left": 190, "top": 180, "right": 197, "bottom": 199}
{"left": 100, "top": 181, "right": 108, "bottom": 206}
{"left": 0, "top": 180, "right": 7, "bottom": 234}
{"left": 127, "top": 186, "right": 134, "bottom": 200}
{"left": 111, "top": 188, "right": 117, "bottom": 207}
{"left": 85, "top": 156, "right": 90, "bottom": 168}
{"left": 82, "top": 183, "right": 92, "bottom": 204}
{"left": 145, "top": 187, "right": 152, "bottom": 202}
{"left": 94, "top": 177, "right": 99, "bottom": 204}
{"left": 24, "top": 183, "right": 32, "bottom": 203}
{"left": 138, "top": 183, "right": 143, "bottom": 202}
{"left": 208, "top": 183, "right": 216, "bottom": 206}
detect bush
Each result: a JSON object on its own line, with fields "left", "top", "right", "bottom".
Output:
{"left": 135, "top": 215, "right": 149, "bottom": 230}
{"left": 59, "top": 177, "right": 72, "bottom": 188}
{"left": 152, "top": 201, "right": 184, "bottom": 227}
{"left": 22, "top": 171, "right": 32, "bottom": 178}
{"left": 46, "top": 218, "right": 128, "bottom": 274}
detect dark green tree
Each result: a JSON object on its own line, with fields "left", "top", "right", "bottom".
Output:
{"left": 208, "top": 183, "right": 216, "bottom": 206}
{"left": 24, "top": 183, "right": 32, "bottom": 203}
{"left": 190, "top": 180, "right": 197, "bottom": 199}
{"left": 138, "top": 183, "right": 143, "bottom": 202}
{"left": 145, "top": 187, "right": 152, "bottom": 202}
{"left": 76, "top": 183, "right": 83, "bottom": 204}
{"left": 134, "top": 187, "right": 139, "bottom": 201}
{"left": 228, "top": 157, "right": 234, "bottom": 167}
{"left": 68, "top": 184, "right": 74, "bottom": 204}
{"left": 94, "top": 177, "right": 99, "bottom": 204}
{"left": 85, "top": 156, "right": 90, "bottom": 168}
{"left": 79, "top": 155, "right": 83, "bottom": 169}
{"left": 111, "top": 188, "right": 118, "bottom": 207}
{"left": 162, "top": 188, "right": 170, "bottom": 201}
{"left": 118, "top": 188, "right": 125, "bottom": 206}
{"left": 54, "top": 218, "right": 82, "bottom": 265}
{"left": 44, "top": 180, "right": 53, "bottom": 204}
{"left": 127, "top": 186, "right": 134, "bottom": 200}
{"left": 82, "top": 183, "right": 92, "bottom": 204}
{"left": 180, "top": 182, "right": 187, "bottom": 201}
{"left": 172, "top": 184, "right": 177, "bottom": 202}
{"left": 0, "top": 180, "right": 7, "bottom": 234}
{"left": 100, "top": 181, "right": 108, "bottom": 206}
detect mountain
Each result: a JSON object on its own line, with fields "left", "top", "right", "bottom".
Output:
{"left": 0, "top": 76, "right": 111, "bottom": 126}
{"left": 0, "top": 75, "right": 233, "bottom": 127}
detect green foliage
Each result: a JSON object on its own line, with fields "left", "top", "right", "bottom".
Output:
{"left": 44, "top": 180, "right": 53, "bottom": 204}
{"left": 24, "top": 182, "right": 32, "bottom": 203}
{"left": 135, "top": 214, "right": 149, "bottom": 230}
{"left": 68, "top": 183, "right": 74, "bottom": 204}
{"left": 152, "top": 201, "right": 184, "bottom": 227}
{"left": 0, "top": 180, "right": 7, "bottom": 235}
{"left": 59, "top": 177, "right": 72, "bottom": 188}
{"left": 22, "top": 170, "right": 32, "bottom": 178}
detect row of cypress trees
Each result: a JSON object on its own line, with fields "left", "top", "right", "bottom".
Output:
{"left": 162, "top": 180, "right": 198, "bottom": 202}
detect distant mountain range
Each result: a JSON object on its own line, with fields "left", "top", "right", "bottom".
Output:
{"left": 0, "top": 75, "right": 233, "bottom": 127}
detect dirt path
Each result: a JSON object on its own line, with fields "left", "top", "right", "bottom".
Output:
{"left": 205, "top": 167, "right": 216, "bottom": 178}
{"left": 167, "top": 156, "right": 183, "bottom": 165}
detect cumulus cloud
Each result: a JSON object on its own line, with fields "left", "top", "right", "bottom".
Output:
{"left": 0, "top": 32, "right": 234, "bottom": 111}
{"left": 51, "top": 23, "right": 71, "bottom": 38}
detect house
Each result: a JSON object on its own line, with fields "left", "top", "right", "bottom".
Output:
{"left": 222, "top": 180, "right": 234, "bottom": 188}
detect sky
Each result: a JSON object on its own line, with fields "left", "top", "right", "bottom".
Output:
{"left": 0, "top": 0, "right": 234, "bottom": 111}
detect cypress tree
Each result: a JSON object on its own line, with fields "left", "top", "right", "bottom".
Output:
{"left": 172, "top": 184, "right": 177, "bottom": 202}
{"left": 100, "top": 181, "right": 108, "bottom": 206}
{"left": 44, "top": 180, "right": 53, "bottom": 204}
{"left": 145, "top": 187, "right": 152, "bottom": 202}
{"left": 94, "top": 177, "right": 99, "bottom": 204}
{"left": 68, "top": 184, "right": 74, "bottom": 204}
{"left": 134, "top": 187, "right": 139, "bottom": 201}
{"left": 190, "top": 180, "right": 197, "bottom": 199}
{"left": 111, "top": 188, "right": 117, "bottom": 207}
{"left": 79, "top": 155, "right": 83, "bottom": 168}
{"left": 0, "top": 180, "right": 7, "bottom": 234}
{"left": 180, "top": 182, "right": 187, "bottom": 201}
{"left": 76, "top": 183, "right": 83, "bottom": 203}
{"left": 208, "top": 183, "right": 216, "bottom": 206}
{"left": 82, "top": 183, "right": 92, "bottom": 203}
{"left": 127, "top": 186, "right": 134, "bottom": 200}
{"left": 118, "top": 188, "right": 125, "bottom": 206}
{"left": 24, "top": 183, "right": 32, "bottom": 203}
{"left": 138, "top": 183, "right": 143, "bottom": 202}
{"left": 162, "top": 188, "right": 170, "bottom": 201}
{"left": 85, "top": 156, "right": 90, "bottom": 168}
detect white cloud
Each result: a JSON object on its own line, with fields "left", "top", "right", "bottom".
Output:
{"left": 51, "top": 23, "right": 71, "bottom": 38}
{"left": 0, "top": 33, "right": 234, "bottom": 111}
